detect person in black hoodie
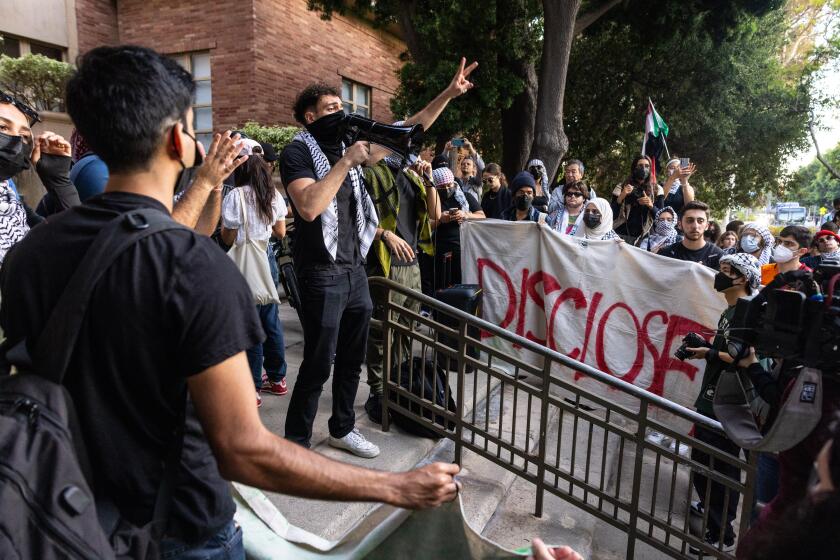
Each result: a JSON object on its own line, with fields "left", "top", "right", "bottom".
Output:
{"left": 479, "top": 162, "right": 510, "bottom": 219}
{"left": 611, "top": 155, "right": 663, "bottom": 244}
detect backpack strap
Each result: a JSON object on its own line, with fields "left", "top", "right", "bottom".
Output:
{"left": 32, "top": 208, "right": 187, "bottom": 384}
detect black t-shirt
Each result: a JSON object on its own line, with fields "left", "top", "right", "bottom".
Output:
{"left": 436, "top": 188, "right": 480, "bottom": 250}
{"left": 392, "top": 169, "right": 418, "bottom": 267}
{"left": 280, "top": 141, "right": 360, "bottom": 274}
{"left": 658, "top": 240, "right": 723, "bottom": 269}
{"left": 0, "top": 193, "right": 264, "bottom": 543}
{"left": 481, "top": 187, "right": 512, "bottom": 220}
{"left": 612, "top": 189, "right": 664, "bottom": 237}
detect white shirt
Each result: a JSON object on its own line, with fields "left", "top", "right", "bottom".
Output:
{"left": 222, "top": 186, "right": 287, "bottom": 245}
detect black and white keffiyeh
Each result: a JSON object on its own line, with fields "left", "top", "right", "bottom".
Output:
{"left": 294, "top": 130, "right": 379, "bottom": 260}
{"left": 720, "top": 253, "right": 761, "bottom": 291}
{"left": 0, "top": 180, "right": 29, "bottom": 264}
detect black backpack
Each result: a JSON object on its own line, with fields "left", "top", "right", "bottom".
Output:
{"left": 0, "top": 208, "right": 187, "bottom": 559}
{"left": 388, "top": 357, "right": 457, "bottom": 439}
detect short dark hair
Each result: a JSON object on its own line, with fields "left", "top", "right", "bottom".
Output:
{"left": 779, "top": 225, "right": 812, "bottom": 249}
{"left": 565, "top": 159, "right": 585, "bottom": 174}
{"left": 681, "top": 200, "right": 710, "bottom": 219}
{"left": 563, "top": 180, "right": 590, "bottom": 199}
{"left": 66, "top": 46, "right": 194, "bottom": 174}
{"left": 822, "top": 221, "right": 839, "bottom": 233}
{"left": 293, "top": 83, "right": 340, "bottom": 124}
{"left": 726, "top": 220, "right": 744, "bottom": 233}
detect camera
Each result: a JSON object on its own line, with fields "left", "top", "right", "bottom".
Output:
{"left": 725, "top": 263, "right": 840, "bottom": 371}
{"left": 674, "top": 332, "right": 712, "bottom": 361}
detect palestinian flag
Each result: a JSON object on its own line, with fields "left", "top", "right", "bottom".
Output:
{"left": 641, "top": 100, "right": 669, "bottom": 184}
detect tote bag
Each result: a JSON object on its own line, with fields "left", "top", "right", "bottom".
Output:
{"left": 227, "top": 188, "right": 280, "bottom": 305}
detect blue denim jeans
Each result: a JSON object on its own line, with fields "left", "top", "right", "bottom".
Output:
{"left": 160, "top": 520, "right": 244, "bottom": 560}
{"left": 247, "top": 303, "right": 287, "bottom": 391}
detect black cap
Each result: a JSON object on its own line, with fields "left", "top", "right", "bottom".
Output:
{"left": 259, "top": 141, "right": 278, "bottom": 162}
{"left": 431, "top": 154, "right": 449, "bottom": 170}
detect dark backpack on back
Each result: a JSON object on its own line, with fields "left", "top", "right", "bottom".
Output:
{"left": 0, "top": 208, "right": 187, "bottom": 559}
{"left": 388, "top": 357, "right": 457, "bottom": 439}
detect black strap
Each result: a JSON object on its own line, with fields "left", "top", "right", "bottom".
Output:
{"left": 33, "top": 208, "right": 185, "bottom": 383}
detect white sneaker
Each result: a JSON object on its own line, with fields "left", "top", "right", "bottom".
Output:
{"left": 645, "top": 431, "right": 672, "bottom": 447}
{"left": 328, "top": 428, "right": 380, "bottom": 458}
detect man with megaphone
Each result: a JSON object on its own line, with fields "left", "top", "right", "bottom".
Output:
{"left": 280, "top": 58, "right": 478, "bottom": 457}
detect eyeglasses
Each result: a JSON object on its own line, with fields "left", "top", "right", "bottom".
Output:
{"left": 565, "top": 191, "right": 584, "bottom": 198}
{"left": 0, "top": 90, "right": 40, "bottom": 125}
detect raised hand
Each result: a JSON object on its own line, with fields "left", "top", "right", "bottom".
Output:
{"left": 193, "top": 131, "right": 246, "bottom": 189}
{"left": 445, "top": 57, "right": 478, "bottom": 99}
{"left": 31, "top": 131, "right": 71, "bottom": 165}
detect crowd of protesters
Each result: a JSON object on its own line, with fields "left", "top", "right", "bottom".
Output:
{"left": 1, "top": 44, "right": 839, "bottom": 560}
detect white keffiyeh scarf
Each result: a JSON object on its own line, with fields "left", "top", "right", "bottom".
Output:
{"left": 294, "top": 131, "right": 379, "bottom": 260}
{"left": 0, "top": 180, "right": 29, "bottom": 264}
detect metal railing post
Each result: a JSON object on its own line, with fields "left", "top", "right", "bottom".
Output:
{"left": 454, "top": 319, "right": 468, "bottom": 465}
{"left": 738, "top": 451, "right": 758, "bottom": 547}
{"left": 381, "top": 284, "right": 392, "bottom": 433}
{"left": 534, "top": 357, "right": 552, "bottom": 518}
{"left": 625, "top": 399, "right": 648, "bottom": 560}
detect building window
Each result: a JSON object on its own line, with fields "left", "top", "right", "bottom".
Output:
{"left": 171, "top": 52, "right": 213, "bottom": 148}
{"left": 0, "top": 35, "right": 21, "bottom": 58}
{"left": 341, "top": 79, "right": 371, "bottom": 118}
{"left": 29, "top": 41, "right": 63, "bottom": 61}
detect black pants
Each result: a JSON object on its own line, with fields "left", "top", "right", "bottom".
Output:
{"left": 691, "top": 424, "right": 742, "bottom": 540}
{"left": 418, "top": 251, "right": 435, "bottom": 299}
{"left": 284, "top": 265, "right": 373, "bottom": 446}
{"left": 434, "top": 245, "right": 462, "bottom": 292}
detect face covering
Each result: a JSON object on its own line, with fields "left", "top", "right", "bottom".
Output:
{"left": 306, "top": 110, "right": 347, "bottom": 145}
{"left": 583, "top": 213, "right": 601, "bottom": 229}
{"left": 772, "top": 245, "right": 795, "bottom": 264}
{"left": 653, "top": 218, "right": 675, "bottom": 236}
{"left": 632, "top": 166, "right": 650, "bottom": 182}
{"left": 713, "top": 272, "right": 735, "bottom": 292}
{"left": 0, "top": 131, "right": 32, "bottom": 180}
{"left": 174, "top": 132, "right": 204, "bottom": 195}
{"left": 515, "top": 195, "right": 533, "bottom": 212}
{"left": 740, "top": 235, "right": 760, "bottom": 254}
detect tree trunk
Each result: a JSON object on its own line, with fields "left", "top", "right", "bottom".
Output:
{"left": 528, "top": 0, "right": 582, "bottom": 183}
{"left": 501, "top": 58, "right": 538, "bottom": 176}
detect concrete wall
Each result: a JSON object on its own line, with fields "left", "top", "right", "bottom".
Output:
{"left": 0, "top": 0, "right": 70, "bottom": 48}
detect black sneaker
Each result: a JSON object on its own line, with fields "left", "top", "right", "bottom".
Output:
{"left": 689, "top": 529, "right": 736, "bottom": 555}
{"left": 365, "top": 392, "right": 383, "bottom": 424}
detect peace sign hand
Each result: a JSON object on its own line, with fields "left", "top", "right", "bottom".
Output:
{"left": 445, "top": 57, "right": 478, "bottom": 99}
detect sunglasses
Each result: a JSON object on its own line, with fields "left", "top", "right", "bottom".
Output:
{"left": 0, "top": 90, "right": 40, "bottom": 125}
{"left": 565, "top": 191, "right": 584, "bottom": 198}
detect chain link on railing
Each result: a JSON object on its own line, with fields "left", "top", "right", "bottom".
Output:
{"left": 372, "top": 278, "right": 756, "bottom": 560}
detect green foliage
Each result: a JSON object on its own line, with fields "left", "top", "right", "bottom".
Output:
{"left": 240, "top": 122, "right": 300, "bottom": 154}
{"left": 787, "top": 142, "right": 840, "bottom": 206}
{"left": 0, "top": 54, "right": 74, "bottom": 111}
{"left": 564, "top": 5, "right": 817, "bottom": 213}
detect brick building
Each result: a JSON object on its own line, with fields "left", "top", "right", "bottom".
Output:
{"left": 3, "top": 0, "right": 406, "bottom": 147}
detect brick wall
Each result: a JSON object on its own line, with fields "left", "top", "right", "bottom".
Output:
{"left": 92, "top": 0, "right": 405, "bottom": 131}
{"left": 75, "top": 0, "right": 119, "bottom": 55}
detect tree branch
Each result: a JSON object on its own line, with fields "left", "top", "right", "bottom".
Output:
{"left": 809, "top": 116, "right": 840, "bottom": 181}
{"left": 574, "top": 0, "right": 623, "bottom": 35}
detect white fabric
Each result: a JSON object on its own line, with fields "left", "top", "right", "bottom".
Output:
{"left": 575, "top": 197, "right": 614, "bottom": 240}
{"left": 222, "top": 186, "right": 287, "bottom": 246}
{"left": 0, "top": 180, "right": 29, "bottom": 264}
{"left": 461, "top": 220, "right": 726, "bottom": 418}
{"left": 293, "top": 131, "right": 379, "bottom": 260}
{"left": 226, "top": 188, "right": 280, "bottom": 305}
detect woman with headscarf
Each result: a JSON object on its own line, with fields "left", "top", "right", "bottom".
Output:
{"left": 734, "top": 222, "right": 774, "bottom": 266}
{"left": 611, "top": 155, "right": 664, "bottom": 244}
{"left": 526, "top": 158, "right": 550, "bottom": 213}
{"left": 637, "top": 206, "right": 681, "bottom": 252}
{"left": 67, "top": 128, "right": 109, "bottom": 202}
{"left": 575, "top": 197, "right": 620, "bottom": 241}
{"left": 661, "top": 157, "right": 696, "bottom": 214}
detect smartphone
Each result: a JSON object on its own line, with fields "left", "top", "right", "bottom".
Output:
{"left": 452, "top": 138, "right": 465, "bottom": 148}
{"left": 680, "top": 157, "right": 690, "bottom": 168}
{"left": 449, "top": 209, "right": 458, "bottom": 216}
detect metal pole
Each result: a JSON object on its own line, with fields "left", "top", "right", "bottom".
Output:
{"left": 381, "top": 286, "right": 392, "bottom": 433}
{"left": 625, "top": 400, "right": 649, "bottom": 560}
{"left": 534, "top": 357, "right": 552, "bottom": 518}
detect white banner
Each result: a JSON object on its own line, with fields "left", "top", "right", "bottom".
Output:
{"left": 461, "top": 220, "right": 726, "bottom": 413}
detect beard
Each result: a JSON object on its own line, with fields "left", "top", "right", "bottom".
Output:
{"left": 684, "top": 230, "right": 704, "bottom": 241}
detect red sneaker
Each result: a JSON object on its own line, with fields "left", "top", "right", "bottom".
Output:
{"left": 261, "top": 378, "right": 288, "bottom": 396}
{"left": 256, "top": 392, "right": 262, "bottom": 408}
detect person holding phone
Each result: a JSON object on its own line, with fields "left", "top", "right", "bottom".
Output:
{"left": 662, "top": 157, "right": 696, "bottom": 214}
{"left": 611, "top": 155, "right": 664, "bottom": 244}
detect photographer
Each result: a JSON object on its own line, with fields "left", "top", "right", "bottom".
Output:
{"left": 683, "top": 253, "right": 762, "bottom": 553}
{"left": 611, "top": 155, "right": 664, "bottom": 244}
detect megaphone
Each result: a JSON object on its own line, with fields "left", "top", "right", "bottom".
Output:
{"left": 341, "top": 113, "right": 424, "bottom": 165}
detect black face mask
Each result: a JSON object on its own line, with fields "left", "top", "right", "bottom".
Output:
{"left": 583, "top": 213, "right": 601, "bottom": 229}
{"left": 632, "top": 166, "right": 650, "bottom": 182}
{"left": 515, "top": 195, "right": 533, "bottom": 212}
{"left": 174, "top": 132, "right": 204, "bottom": 196}
{"left": 713, "top": 272, "right": 735, "bottom": 292}
{"left": 0, "top": 131, "right": 32, "bottom": 180}
{"left": 306, "top": 110, "right": 347, "bottom": 145}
